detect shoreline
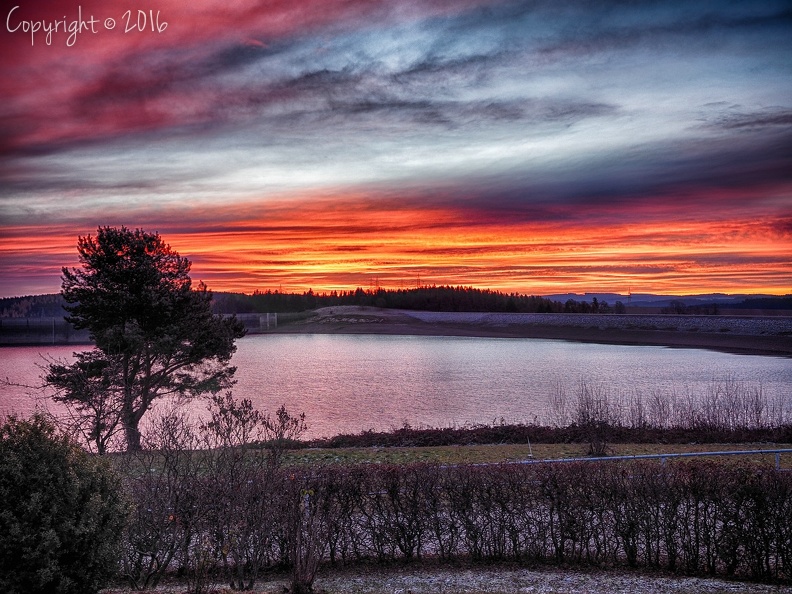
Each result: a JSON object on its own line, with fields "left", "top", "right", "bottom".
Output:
{"left": 265, "top": 307, "right": 792, "bottom": 358}
{"left": 2, "top": 308, "right": 790, "bottom": 357}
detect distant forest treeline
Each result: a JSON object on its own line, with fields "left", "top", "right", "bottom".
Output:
{"left": 2, "top": 288, "right": 791, "bottom": 318}
{"left": 215, "top": 286, "right": 563, "bottom": 314}
{"left": 0, "top": 293, "right": 67, "bottom": 318}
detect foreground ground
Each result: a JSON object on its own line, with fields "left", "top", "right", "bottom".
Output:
{"left": 102, "top": 563, "right": 792, "bottom": 594}
{"left": 101, "top": 442, "right": 792, "bottom": 594}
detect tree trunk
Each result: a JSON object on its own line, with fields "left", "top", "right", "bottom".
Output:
{"left": 124, "top": 421, "right": 142, "bottom": 451}
{"left": 122, "top": 396, "right": 143, "bottom": 451}
{"left": 121, "top": 353, "right": 142, "bottom": 451}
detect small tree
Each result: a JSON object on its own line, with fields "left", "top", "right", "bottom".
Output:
{"left": 0, "top": 414, "right": 127, "bottom": 594}
{"left": 47, "top": 226, "right": 246, "bottom": 451}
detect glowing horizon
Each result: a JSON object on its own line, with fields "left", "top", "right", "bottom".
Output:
{"left": 2, "top": 190, "right": 789, "bottom": 298}
{"left": 1, "top": 1, "right": 791, "bottom": 299}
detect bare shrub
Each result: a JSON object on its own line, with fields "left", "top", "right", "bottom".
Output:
{"left": 321, "top": 466, "right": 369, "bottom": 565}
{"left": 202, "top": 391, "right": 265, "bottom": 449}
{"left": 624, "top": 389, "right": 650, "bottom": 432}
{"left": 262, "top": 405, "right": 308, "bottom": 468}
{"left": 549, "top": 381, "right": 570, "bottom": 428}
{"left": 546, "top": 374, "right": 786, "bottom": 438}
{"left": 200, "top": 393, "right": 273, "bottom": 590}
{"left": 285, "top": 474, "right": 329, "bottom": 594}
{"left": 366, "top": 465, "right": 432, "bottom": 561}
{"left": 574, "top": 381, "right": 618, "bottom": 456}
{"left": 646, "top": 387, "right": 673, "bottom": 430}
{"left": 421, "top": 466, "right": 460, "bottom": 560}
{"left": 119, "top": 408, "right": 205, "bottom": 590}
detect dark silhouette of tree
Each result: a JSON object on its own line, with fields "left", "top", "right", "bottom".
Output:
{"left": 662, "top": 300, "right": 688, "bottom": 314}
{"left": 47, "top": 226, "right": 246, "bottom": 451}
{"left": 46, "top": 351, "right": 125, "bottom": 455}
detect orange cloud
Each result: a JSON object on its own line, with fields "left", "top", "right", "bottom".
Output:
{"left": 2, "top": 188, "right": 790, "bottom": 298}
{"left": 141, "top": 194, "right": 792, "bottom": 296}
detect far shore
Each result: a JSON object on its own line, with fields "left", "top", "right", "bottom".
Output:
{"left": 264, "top": 306, "right": 792, "bottom": 358}
{"left": 2, "top": 307, "right": 790, "bottom": 357}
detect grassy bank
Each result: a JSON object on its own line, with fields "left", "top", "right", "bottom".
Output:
{"left": 284, "top": 441, "right": 792, "bottom": 468}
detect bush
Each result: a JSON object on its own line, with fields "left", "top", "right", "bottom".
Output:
{"left": 0, "top": 414, "right": 127, "bottom": 594}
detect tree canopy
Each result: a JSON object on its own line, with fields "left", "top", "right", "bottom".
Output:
{"left": 47, "top": 226, "right": 246, "bottom": 451}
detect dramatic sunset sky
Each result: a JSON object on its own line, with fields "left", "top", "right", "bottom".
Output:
{"left": 1, "top": 0, "right": 791, "bottom": 298}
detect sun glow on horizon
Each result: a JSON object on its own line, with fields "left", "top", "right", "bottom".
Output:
{"left": 21, "top": 193, "right": 773, "bottom": 298}
{"left": 1, "top": 185, "right": 790, "bottom": 299}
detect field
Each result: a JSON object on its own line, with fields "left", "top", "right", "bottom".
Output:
{"left": 284, "top": 442, "right": 792, "bottom": 468}
{"left": 270, "top": 306, "right": 792, "bottom": 357}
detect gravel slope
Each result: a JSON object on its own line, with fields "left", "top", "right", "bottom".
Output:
{"left": 271, "top": 307, "right": 792, "bottom": 356}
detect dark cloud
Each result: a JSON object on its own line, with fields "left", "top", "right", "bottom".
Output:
{"left": 446, "top": 126, "right": 792, "bottom": 216}
{"left": 450, "top": 0, "right": 792, "bottom": 56}
{"left": 398, "top": 51, "right": 501, "bottom": 80}
{"left": 709, "top": 109, "right": 792, "bottom": 130}
{"left": 315, "top": 96, "right": 616, "bottom": 130}
{"left": 690, "top": 253, "right": 792, "bottom": 266}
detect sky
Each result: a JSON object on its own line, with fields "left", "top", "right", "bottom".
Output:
{"left": 1, "top": 0, "right": 791, "bottom": 298}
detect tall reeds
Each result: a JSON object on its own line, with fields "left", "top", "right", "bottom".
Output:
{"left": 550, "top": 375, "right": 790, "bottom": 434}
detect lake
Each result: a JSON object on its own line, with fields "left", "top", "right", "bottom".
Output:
{"left": 1, "top": 334, "right": 790, "bottom": 438}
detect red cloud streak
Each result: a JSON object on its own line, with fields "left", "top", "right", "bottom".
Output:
{"left": 1, "top": 0, "right": 497, "bottom": 153}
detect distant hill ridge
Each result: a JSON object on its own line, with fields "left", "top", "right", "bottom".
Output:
{"left": 544, "top": 292, "right": 792, "bottom": 309}
{"left": 2, "top": 289, "right": 790, "bottom": 319}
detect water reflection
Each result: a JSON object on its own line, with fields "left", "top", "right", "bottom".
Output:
{"left": 231, "top": 334, "right": 791, "bottom": 437}
{"left": 1, "top": 335, "right": 790, "bottom": 439}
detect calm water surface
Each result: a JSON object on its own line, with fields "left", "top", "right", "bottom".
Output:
{"left": 1, "top": 334, "right": 790, "bottom": 438}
